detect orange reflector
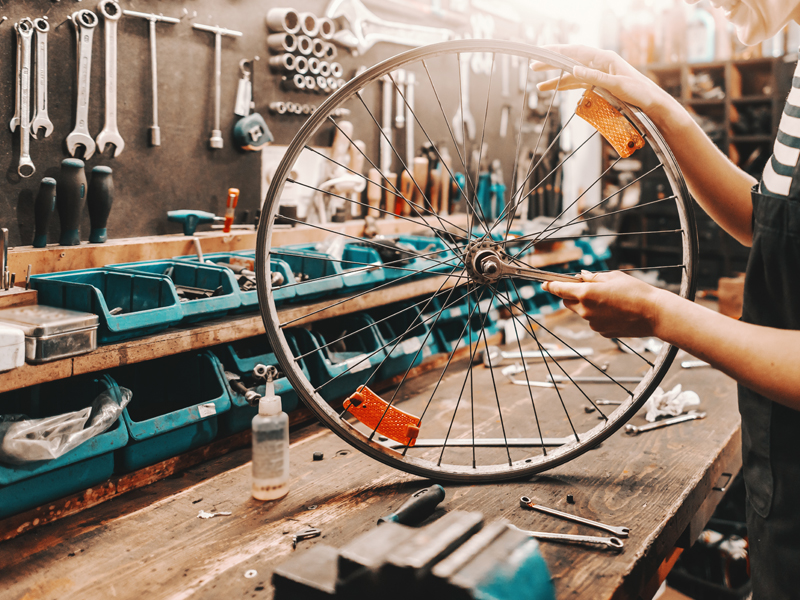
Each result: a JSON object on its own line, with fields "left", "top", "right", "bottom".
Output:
{"left": 576, "top": 90, "right": 645, "bottom": 158}
{"left": 343, "top": 386, "right": 421, "bottom": 447}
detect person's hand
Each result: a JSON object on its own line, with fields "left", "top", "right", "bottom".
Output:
{"left": 542, "top": 270, "right": 664, "bottom": 338}
{"left": 531, "top": 45, "right": 677, "bottom": 123}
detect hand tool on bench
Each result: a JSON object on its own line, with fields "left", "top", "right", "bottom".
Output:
{"left": 33, "top": 177, "right": 57, "bottom": 248}
{"left": 31, "top": 18, "right": 53, "bottom": 140}
{"left": 193, "top": 22, "right": 244, "bottom": 149}
{"left": 509, "top": 524, "right": 624, "bottom": 552}
{"left": 366, "top": 168, "right": 382, "bottom": 218}
{"left": 66, "top": 10, "right": 98, "bottom": 160}
{"left": 167, "top": 210, "right": 224, "bottom": 236}
{"left": 481, "top": 345, "right": 594, "bottom": 368}
{"left": 222, "top": 188, "right": 239, "bottom": 233}
{"left": 439, "top": 146, "right": 452, "bottom": 217}
{"left": 377, "top": 485, "right": 445, "bottom": 526}
{"left": 519, "top": 496, "right": 630, "bottom": 537}
{"left": 625, "top": 410, "right": 707, "bottom": 436}
{"left": 56, "top": 158, "right": 87, "bottom": 246}
{"left": 87, "top": 166, "right": 114, "bottom": 243}
{"left": 13, "top": 18, "right": 35, "bottom": 178}
{"left": 123, "top": 10, "right": 179, "bottom": 147}
{"left": 1, "top": 229, "right": 12, "bottom": 291}
{"left": 96, "top": 0, "right": 124, "bottom": 157}
{"left": 409, "top": 156, "right": 429, "bottom": 215}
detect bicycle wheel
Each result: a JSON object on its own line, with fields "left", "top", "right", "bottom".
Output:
{"left": 256, "top": 40, "right": 697, "bottom": 482}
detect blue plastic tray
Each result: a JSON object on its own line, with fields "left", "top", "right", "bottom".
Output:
{"left": 30, "top": 268, "right": 184, "bottom": 343}
{"left": 378, "top": 235, "right": 460, "bottom": 283}
{"left": 367, "top": 302, "right": 436, "bottom": 381}
{"left": 425, "top": 295, "right": 499, "bottom": 354}
{"left": 0, "top": 374, "right": 129, "bottom": 518}
{"left": 108, "top": 260, "right": 241, "bottom": 323}
{"left": 111, "top": 351, "right": 231, "bottom": 473}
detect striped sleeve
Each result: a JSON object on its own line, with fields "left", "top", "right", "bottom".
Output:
{"left": 760, "top": 61, "right": 800, "bottom": 197}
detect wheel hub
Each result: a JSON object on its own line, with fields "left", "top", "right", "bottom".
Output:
{"left": 465, "top": 240, "right": 505, "bottom": 285}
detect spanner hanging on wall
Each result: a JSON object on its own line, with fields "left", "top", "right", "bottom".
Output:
{"left": 31, "top": 18, "right": 53, "bottom": 140}
{"left": 66, "top": 9, "right": 98, "bottom": 160}
{"left": 13, "top": 18, "right": 35, "bottom": 178}
{"left": 123, "top": 10, "right": 180, "bottom": 147}
{"left": 96, "top": 0, "right": 124, "bottom": 157}
{"left": 193, "top": 23, "right": 243, "bottom": 149}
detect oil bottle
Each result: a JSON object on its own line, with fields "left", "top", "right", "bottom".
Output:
{"left": 252, "top": 366, "right": 289, "bottom": 500}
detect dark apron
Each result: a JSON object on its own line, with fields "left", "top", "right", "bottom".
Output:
{"left": 738, "top": 187, "right": 800, "bottom": 599}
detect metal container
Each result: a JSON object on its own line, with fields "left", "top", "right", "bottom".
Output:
{"left": 0, "top": 305, "right": 98, "bottom": 363}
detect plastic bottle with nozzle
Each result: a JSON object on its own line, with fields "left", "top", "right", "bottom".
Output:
{"left": 251, "top": 366, "right": 289, "bottom": 500}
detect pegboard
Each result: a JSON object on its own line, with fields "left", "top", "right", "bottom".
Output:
{"left": 0, "top": 0, "right": 538, "bottom": 248}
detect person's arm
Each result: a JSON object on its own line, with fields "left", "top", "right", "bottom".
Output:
{"left": 543, "top": 272, "right": 800, "bottom": 409}
{"left": 534, "top": 45, "right": 756, "bottom": 246}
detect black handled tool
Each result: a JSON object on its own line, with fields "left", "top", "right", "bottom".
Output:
{"left": 377, "top": 484, "right": 445, "bottom": 526}
{"left": 32, "top": 177, "right": 56, "bottom": 248}
{"left": 56, "top": 158, "right": 86, "bottom": 246}
{"left": 87, "top": 166, "right": 113, "bottom": 243}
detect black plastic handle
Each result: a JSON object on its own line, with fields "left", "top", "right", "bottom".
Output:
{"left": 56, "top": 158, "right": 87, "bottom": 246}
{"left": 33, "top": 177, "right": 57, "bottom": 248}
{"left": 377, "top": 484, "right": 446, "bottom": 526}
{"left": 87, "top": 166, "right": 114, "bottom": 243}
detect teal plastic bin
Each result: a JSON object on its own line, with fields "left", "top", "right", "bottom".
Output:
{"left": 30, "top": 268, "right": 183, "bottom": 343}
{"left": 0, "top": 374, "right": 128, "bottom": 518}
{"left": 426, "top": 295, "right": 499, "bottom": 354}
{"left": 362, "top": 235, "right": 459, "bottom": 283}
{"left": 173, "top": 252, "right": 296, "bottom": 311}
{"left": 111, "top": 351, "right": 231, "bottom": 472}
{"left": 368, "top": 302, "right": 436, "bottom": 380}
{"left": 108, "top": 259, "right": 240, "bottom": 323}
{"left": 214, "top": 335, "right": 307, "bottom": 435}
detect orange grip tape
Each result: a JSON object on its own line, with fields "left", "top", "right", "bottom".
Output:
{"left": 343, "top": 386, "right": 421, "bottom": 447}
{"left": 575, "top": 90, "right": 644, "bottom": 158}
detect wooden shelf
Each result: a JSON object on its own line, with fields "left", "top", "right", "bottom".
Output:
{"left": 0, "top": 244, "right": 583, "bottom": 395}
{"left": 686, "top": 98, "right": 725, "bottom": 106}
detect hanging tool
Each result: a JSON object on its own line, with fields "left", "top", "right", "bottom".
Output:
{"left": 378, "top": 485, "right": 445, "bottom": 526}
{"left": 222, "top": 188, "right": 239, "bottom": 233}
{"left": 13, "top": 18, "right": 35, "bottom": 178}
{"left": 31, "top": 18, "right": 53, "bottom": 140}
{"left": 490, "top": 159, "right": 506, "bottom": 222}
{"left": 266, "top": 8, "right": 301, "bottom": 34}
{"left": 348, "top": 140, "right": 366, "bottom": 219}
{"left": 167, "top": 210, "right": 224, "bottom": 236}
{"left": 87, "top": 166, "right": 113, "bottom": 243}
{"left": 394, "top": 69, "right": 405, "bottom": 129}
{"left": 96, "top": 0, "right": 124, "bottom": 157}
{"left": 66, "top": 10, "right": 98, "bottom": 160}
{"left": 56, "top": 158, "right": 87, "bottom": 246}
{"left": 33, "top": 177, "right": 57, "bottom": 248}
{"left": 380, "top": 75, "right": 398, "bottom": 216}
{"left": 233, "top": 58, "right": 273, "bottom": 152}
{"left": 123, "top": 10, "right": 180, "bottom": 147}
{"left": 193, "top": 23, "right": 244, "bottom": 149}
{"left": 325, "top": 0, "right": 454, "bottom": 55}
{"left": 509, "top": 525, "right": 624, "bottom": 552}
{"left": 452, "top": 52, "right": 476, "bottom": 145}
{"left": 1, "top": 229, "right": 11, "bottom": 291}
{"left": 625, "top": 410, "right": 707, "bottom": 435}
{"left": 396, "top": 70, "right": 416, "bottom": 217}
{"left": 519, "top": 496, "right": 630, "bottom": 538}
{"left": 366, "top": 168, "right": 382, "bottom": 218}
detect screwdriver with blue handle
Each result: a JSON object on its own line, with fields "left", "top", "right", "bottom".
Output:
{"left": 56, "top": 158, "right": 86, "bottom": 246}
{"left": 87, "top": 166, "right": 114, "bottom": 243}
{"left": 377, "top": 484, "right": 446, "bottom": 525}
{"left": 167, "top": 210, "right": 224, "bottom": 236}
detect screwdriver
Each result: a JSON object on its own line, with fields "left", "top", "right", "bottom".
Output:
{"left": 56, "top": 158, "right": 87, "bottom": 246}
{"left": 223, "top": 188, "right": 239, "bottom": 233}
{"left": 377, "top": 484, "right": 445, "bottom": 526}
{"left": 32, "top": 177, "right": 57, "bottom": 248}
{"left": 87, "top": 166, "right": 114, "bottom": 243}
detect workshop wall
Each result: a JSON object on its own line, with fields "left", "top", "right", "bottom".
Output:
{"left": 0, "top": 0, "right": 532, "bottom": 247}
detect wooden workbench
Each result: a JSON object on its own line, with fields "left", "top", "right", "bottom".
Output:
{"left": 0, "top": 309, "right": 741, "bottom": 600}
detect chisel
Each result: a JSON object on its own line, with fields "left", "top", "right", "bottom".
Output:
{"left": 32, "top": 177, "right": 57, "bottom": 248}
{"left": 56, "top": 158, "right": 87, "bottom": 246}
{"left": 87, "top": 166, "right": 114, "bottom": 243}
{"left": 410, "top": 156, "right": 429, "bottom": 215}
{"left": 366, "top": 167, "right": 382, "bottom": 218}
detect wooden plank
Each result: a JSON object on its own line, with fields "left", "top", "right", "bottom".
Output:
{"left": 0, "top": 286, "right": 37, "bottom": 309}
{"left": 7, "top": 215, "right": 470, "bottom": 283}
{"left": 0, "top": 312, "right": 742, "bottom": 600}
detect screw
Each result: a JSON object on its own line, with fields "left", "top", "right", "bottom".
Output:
{"left": 313, "top": 452, "right": 324, "bottom": 461}
{"left": 567, "top": 494, "right": 575, "bottom": 504}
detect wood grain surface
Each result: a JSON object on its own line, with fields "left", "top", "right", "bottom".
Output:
{"left": 0, "top": 312, "right": 741, "bottom": 600}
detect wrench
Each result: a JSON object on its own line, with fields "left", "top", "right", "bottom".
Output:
{"left": 625, "top": 410, "right": 707, "bottom": 436}
{"left": 453, "top": 53, "right": 476, "bottom": 145}
{"left": 66, "top": 9, "right": 98, "bottom": 160}
{"left": 31, "top": 18, "right": 53, "bottom": 139}
{"left": 520, "top": 497, "right": 630, "bottom": 538}
{"left": 10, "top": 23, "right": 22, "bottom": 133}
{"left": 509, "top": 525, "right": 624, "bottom": 552}
{"left": 95, "top": 0, "right": 124, "bottom": 156}
{"left": 15, "top": 19, "right": 35, "bottom": 178}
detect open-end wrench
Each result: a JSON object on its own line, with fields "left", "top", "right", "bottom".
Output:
{"left": 15, "top": 19, "right": 35, "bottom": 178}
{"left": 520, "top": 497, "right": 630, "bottom": 538}
{"left": 625, "top": 410, "right": 707, "bottom": 436}
{"left": 193, "top": 23, "right": 243, "bottom": 149}
{"left": 10, "top": 24, "right": 22, "bottom": 133}
{"left": 453, "top": 52, "right": 476, "bottom": 145}
{"left": 123, "top": 11, "right": 180, "bottom": 146}
{"left": 31, "top": 18, "right": 53, "bottom": 139}
{"left": 509, "top": 525, "right": 624, "bottom": 552}
{"left": 66, "top": 9, "right": 98, "bottom": 159}
{"left": 96, "top": 0, "right": 124, "bottom": 156}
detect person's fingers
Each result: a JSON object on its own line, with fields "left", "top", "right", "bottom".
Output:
{"left": 542, "top": 280, "right": 585, "bottom": 300}
{"left": 537, "top": 44, "right": 617, "bottom": 70}
{"left": 572, "top": 65, "right": 622, "bottom": 90}
{"left": 536, "top": 74, "right": 585, "bottom": 92}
